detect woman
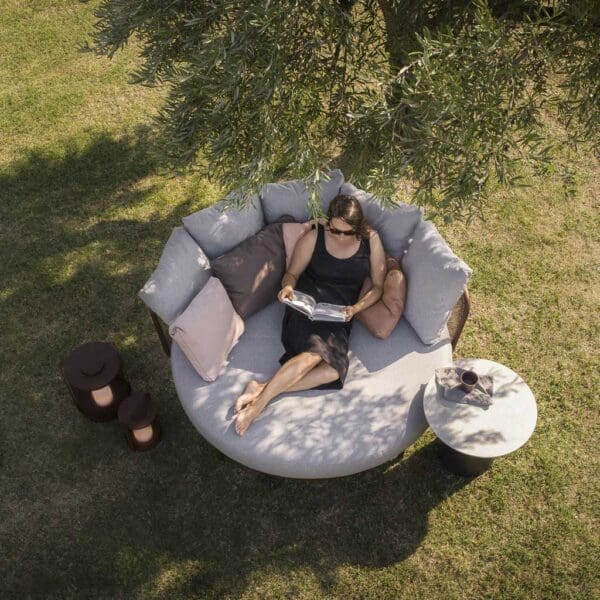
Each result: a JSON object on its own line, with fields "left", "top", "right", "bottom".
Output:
{"left": 234, "top": 194, "right": 386, "bottom": 436}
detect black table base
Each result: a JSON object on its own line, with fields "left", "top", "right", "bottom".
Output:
{"left": 437, "top": 440, "right": 494, "bottom": 476}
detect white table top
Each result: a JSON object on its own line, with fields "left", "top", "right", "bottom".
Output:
{"left": 423, "top": 358, "right": 537, "bottom": 458}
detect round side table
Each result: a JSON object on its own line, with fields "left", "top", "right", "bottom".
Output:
{"left": 423, "top": 358, "right": 537, "bottom": 476}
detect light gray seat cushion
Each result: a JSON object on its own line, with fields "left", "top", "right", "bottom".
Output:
{"left": 138, "top": 227, "right": 211, "bottom": 325}
{"left": 260, "top": 169, "right": 344, "bottom": 223}
{"left": 172, "top": 301, "right": 453, "bottom": 479}
{"left": 182, "top": 193, "right": 264, "bottom": 259}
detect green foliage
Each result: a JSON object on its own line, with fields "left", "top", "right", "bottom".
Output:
{"left": 90, "top": 0, "right": 600, "bottom": 220}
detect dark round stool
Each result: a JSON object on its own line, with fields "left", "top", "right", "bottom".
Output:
{"left": 60, "top": 342, "right": 131, "bottom": 422}
{"left": 118, "top": 392, "right": 161, "bottom": 451}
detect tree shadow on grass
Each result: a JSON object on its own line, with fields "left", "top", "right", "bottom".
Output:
{"left": 0, "top": 126, "right": 205, "bottom": 267}
{"left": 0, "top": 127, "right": 203, "bottom": 379}
{"left": 4, "top": 434, "right": 473, "bottom": 598}
{"left": 0, "top": 128, "right": 211, "bottom": 582}
{"left": 1, "top": 132, "right": 473, "bottom": 598}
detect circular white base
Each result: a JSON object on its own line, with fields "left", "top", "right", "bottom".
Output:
{"left": 172, "top": 303, "right": 454, "bottom": 478}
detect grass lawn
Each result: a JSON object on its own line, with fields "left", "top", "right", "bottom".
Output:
{"left": 1, "top": 1, "right": 598, "bottom": 598}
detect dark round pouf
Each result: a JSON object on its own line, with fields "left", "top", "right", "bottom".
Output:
{"left": 118, "top": 392, "right": 161, "bottom": 451}
{"left": 60, "top": 342, "right": 131, "bottom": 422}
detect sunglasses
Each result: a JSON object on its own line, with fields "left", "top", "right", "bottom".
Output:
{"left": 328, "top": 224, "right": 356, "bottom": 236}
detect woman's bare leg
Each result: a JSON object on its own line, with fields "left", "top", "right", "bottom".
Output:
{"left": 234, "top": 361, "right": 339, "bottom": 413}
{"left": 284, "top": 361, "right": 339, "bottom": 392}
{"left": 235, "top": 351, "right": 323, "bottom": 435}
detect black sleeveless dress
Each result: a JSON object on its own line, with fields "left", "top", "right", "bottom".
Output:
{"left": 279, "top": 223, "right": 371, "bottom": 390}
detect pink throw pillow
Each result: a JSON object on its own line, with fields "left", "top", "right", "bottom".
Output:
{"left": 168, "top": 277, "right": 244, "bottom": 382}
{"left": 356, "top": 257, "right": 407, "bottom": 339}
{"left": 282, "top": 221, "right": 313, "bottom": 268}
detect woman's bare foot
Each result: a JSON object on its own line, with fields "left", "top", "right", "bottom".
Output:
{"left": 234, "top": 380, "right": 267, "bottom": 414}
{"left": 235, "top": 396, "right": 267, "bottom": 436}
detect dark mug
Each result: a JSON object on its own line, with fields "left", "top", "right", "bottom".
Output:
{"left": 460, "top": 370, "right": 479, "bottom": 393}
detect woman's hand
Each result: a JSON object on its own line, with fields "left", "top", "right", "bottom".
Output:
{"left": 278, "top": 285, "right": 295, "bottom": 303}
{"left": 344, "top": 305, "right": 358, "bottom": 321}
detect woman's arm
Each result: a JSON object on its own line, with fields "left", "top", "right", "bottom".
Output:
{"left": 278, "top": 228, "right": 317, "bottom": 301}
{"left": 347, "top": 231, "right": 386, "bottom": 318}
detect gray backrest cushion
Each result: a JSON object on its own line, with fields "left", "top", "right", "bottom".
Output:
{"left": 402, "top": 219, "right": 473, "bottom": 345}
{"left": 138, "top": 226, "right": 211, "bottom": 325}
{"left": 340, "top": 182, "right": 423, "bottom": 258}
{"left": 260, "top": 169, "right": 344, "bottom": 223}
{"left": 182, "top": 193, "right": 264, "bottom": 259}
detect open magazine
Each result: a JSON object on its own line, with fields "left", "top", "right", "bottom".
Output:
{"left": 282, "top": 291, "right": 347, "bottom": 322}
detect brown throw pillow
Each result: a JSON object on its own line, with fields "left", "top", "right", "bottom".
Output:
{"left": 211, "top": 223, "right": 286, "bottom": 319}
{"left": 357, "top": 256, "right": 407, "bottom": 339}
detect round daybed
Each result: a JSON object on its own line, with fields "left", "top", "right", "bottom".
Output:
{"left": 141, "top": 172, "right": 471, "bottom": 479}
